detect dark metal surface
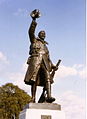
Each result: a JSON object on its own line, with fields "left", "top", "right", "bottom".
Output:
{"left": 24, "top": 9, "right": 61, "bottom": 103}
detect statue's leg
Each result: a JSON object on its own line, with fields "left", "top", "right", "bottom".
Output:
{"left": 46, "top": 80, "right": 55, "bottom": 103}
{"left": 38, "top": 87, "right": 46, "bottom": 103}
{"left": 31, "top": 83, "right": 37, "bottom": 103}
{"left": 46, "top": 72, "right": 55, "bottom": 103}
{"left": 30, "top": 64, "right": 41, "bottom": 103}
{"left": 46, "top": 80, "right": 51, "bottom": 98}
{"left": 30, "top": 74, "right": 37, "bottom": 103}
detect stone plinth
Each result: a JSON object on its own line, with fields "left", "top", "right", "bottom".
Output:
{"left": 19, "top": 103, "right": 65, "bottom": 119}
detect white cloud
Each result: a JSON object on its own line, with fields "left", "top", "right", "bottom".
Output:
{"left": 78, "top": 68, "right": 86, "bottom": 79}
{"left": 55, "top": 64, "right": 86, "bottom": 79}
{"left": 14, "top": 8, "right": 28, "bottom": 17}
{"left": 0, "top": 51, "right": 9, "bottom": 64}
{"left": 8, "top": 72, "right": 24, "bottom": 81}
{"left": 0, "top": 52, "right": 9, "bottom": 74}
{"left": 55, "top": 65, "right": 77, "bottom": 78}
{"left": 55, "top": 91, "right": 86, "bottom": 119}
{"left": 73, "top": 64, "right": 84, "bottom": 69}
{"left": 0, "top": 61, "right": 30, "bottom": 93}
{"left": 14, "top": 77, "right": 30, "bottom": 94}
{"left": 22, "top": 61, "right": 28, "bottom": 72}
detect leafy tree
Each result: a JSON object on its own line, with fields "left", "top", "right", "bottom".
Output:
{"left": 0, "top": 83, "right": 31, "bottom": 119}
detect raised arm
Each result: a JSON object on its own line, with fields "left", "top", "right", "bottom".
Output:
{"left": 29, "top": 9, "right": 41, "bottom": 43}
{"left": 28, "top": 20, "right": 37, "bottom": 43}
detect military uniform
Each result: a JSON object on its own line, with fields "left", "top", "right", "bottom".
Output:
{"left": 24, "top": 21, "right": 53, "bottom": 86}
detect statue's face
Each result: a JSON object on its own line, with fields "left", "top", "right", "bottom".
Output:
{"left": 38, "top": 31, "right": 46, "bottom": 40}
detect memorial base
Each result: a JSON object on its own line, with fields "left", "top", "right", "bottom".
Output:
{"left": 19, "top": 103, "right": 65, "bottom": 119}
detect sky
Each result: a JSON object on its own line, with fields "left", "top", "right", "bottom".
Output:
{"left": 0, "top": 0, "right": 86, "bottom": 119}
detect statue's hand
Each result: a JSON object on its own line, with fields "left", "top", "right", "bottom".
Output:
{"left": 52, "top": 65, "right": 58, "bottom": 71}
{"left": 30, "top": 9, "right": 41, "bottom": 20}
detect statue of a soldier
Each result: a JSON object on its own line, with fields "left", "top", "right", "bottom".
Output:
{"left": 24, "top": 9, "right": 59, "bottom": 103}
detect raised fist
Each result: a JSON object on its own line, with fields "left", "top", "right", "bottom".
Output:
{"left": 30, "top": 9, "right": 41, "bottom": 20}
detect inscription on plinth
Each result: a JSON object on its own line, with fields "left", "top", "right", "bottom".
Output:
{"left": 41, "top": 115, "right": 52, "bottom": 119}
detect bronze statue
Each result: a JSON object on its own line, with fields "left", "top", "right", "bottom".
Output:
{"left": 24, "top": 9, "right": 61, "bottom": 103}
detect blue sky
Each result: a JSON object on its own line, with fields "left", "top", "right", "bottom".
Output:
{"left": 0, "top": 0, "right": 86, "bottom": 119}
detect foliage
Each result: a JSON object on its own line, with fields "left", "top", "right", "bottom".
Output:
{"left": 0, "top": 83, "right": 31, "bottom": 119}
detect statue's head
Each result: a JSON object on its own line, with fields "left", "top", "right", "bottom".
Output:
{"left": 38, "top": 31, "right": 46, "bottom": 40}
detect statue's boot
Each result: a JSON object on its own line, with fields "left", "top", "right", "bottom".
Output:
{"left": 30, "top": 97, "right": 35, "bottom": 103}
{"left": 46, "top": 81, "right": 55, "bottom": 103}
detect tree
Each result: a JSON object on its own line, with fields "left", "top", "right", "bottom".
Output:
{"left": 0, "top": 83, "right": 31, "bottom": 119}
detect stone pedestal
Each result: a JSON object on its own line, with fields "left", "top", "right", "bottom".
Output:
{"left": 19, "top": 103, "right": 65, "bottom": 119}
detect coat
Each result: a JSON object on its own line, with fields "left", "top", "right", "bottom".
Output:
{"left": 24, "top": 21, "right": 53, "bottom": 86}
